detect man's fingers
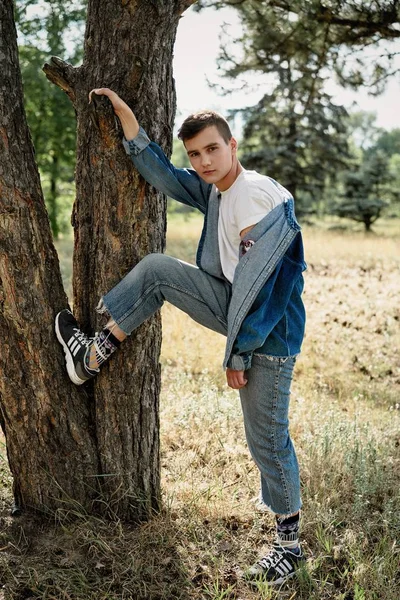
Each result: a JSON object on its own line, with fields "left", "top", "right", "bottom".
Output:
{"left": 88, "top": 88, "right": 111, "bottom": 103}
{"left": 88, "top": 88, "right": 100, "bottom": 102}
{"left": 239, "top": 374, "right": 248, "bottom": 387}
{"left": 226, "top": 369, "right": 248, "bottom": 389}
{"left": 236, "top": 373, "right": 248, "bottom": 388}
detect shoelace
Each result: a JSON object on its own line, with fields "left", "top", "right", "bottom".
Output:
{"left": 258, "top": 544, "right": 286, "bottom": 570}
{"left": 73, "top": 328, "right": 93, "bottom": 347}
{"left": 93, "top": 330, "right": 117, "bottom": 365}
{"left": 93, "top": 339, "right": 109, "bottom": 363}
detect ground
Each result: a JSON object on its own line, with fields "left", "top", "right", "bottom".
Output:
{"left": 0, "top": 216, "right": 399, "bottom": 599}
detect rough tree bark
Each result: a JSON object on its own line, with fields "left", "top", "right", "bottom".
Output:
{"left": 0, "top": 0, "right": 195, "bottom": 520}
{"left": 0, "top": 0, "right": 100, "bottom": 513}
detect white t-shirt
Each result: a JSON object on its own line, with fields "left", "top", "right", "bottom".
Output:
{"left": 218, "top": 169, "right": 288, "bottom": 283}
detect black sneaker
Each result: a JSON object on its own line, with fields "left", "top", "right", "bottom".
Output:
{"left": 55, "top": 309, "right": 99, "bottom": 385}
{"left": 244, "top": 542, "right": 305, "bottom": 586}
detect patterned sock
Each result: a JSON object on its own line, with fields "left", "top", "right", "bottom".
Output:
{"left": 276, "top": 512, "right": 300, "bottom": 551}
{"left": 86, "top": 328, "right": 121, "bottom": 370}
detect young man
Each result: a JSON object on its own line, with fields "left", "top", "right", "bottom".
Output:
{"left": 55, "top": 88, "right": 307, "bottom": 585}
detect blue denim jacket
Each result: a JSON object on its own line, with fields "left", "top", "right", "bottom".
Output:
{"left": 123, "top": 128, "right": 306, "bottom": 370}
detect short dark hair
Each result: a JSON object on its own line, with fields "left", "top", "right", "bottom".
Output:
{"left": 178, "top": 110, "right": 232, "bottom": 144}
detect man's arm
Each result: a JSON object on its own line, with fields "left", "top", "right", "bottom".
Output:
{"left": 240, "top": 224, "right": 256, "bottom": 238}
{"left": 89, "top": 88, "right": 139, "bottom": 140}
{"left": 88, "top": 88, "right": 210, "bottom": 212}
{"left": 225, "top": 225, "right": 256, "bottom": 390}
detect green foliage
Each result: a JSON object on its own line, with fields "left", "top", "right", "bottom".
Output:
{"left": 332, "top": 197, "right": 388, "bottom": 231}
{"left": 171, "top": 137, "right": 190, "bottom": 169}
{"left": 332, "top": 117, "right": 400, "bottom": 229}
{"left": 195, "top": 1, "right": 400, "bottom": 218}
{"left": 387, "top": 153, "right": 400, "bottom": 214}
{"left": 19, "top": 44, "right": 77, "bottom": 237}
{"left": 346, "top": 111, "right": 382, "bottom": 151}
{"left": 196, "top": 1, "right": 400, "bottom": 91}
{"left": 235, "top": 86, "right": 350, "bottom": 214}
{"left": 367, "top": 127, "right": 400, "bottom": 158}
{"left": 16, "top": 1, "right": 86, "bottom": 237}
{"left": 209, "top": 1, "right": 353, "bottom": 212}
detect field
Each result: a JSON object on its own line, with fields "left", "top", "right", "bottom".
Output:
{"left": 0, "top": 215, "right": 399, "bottom": 599}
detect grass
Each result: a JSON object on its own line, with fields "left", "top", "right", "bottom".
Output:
{"left": 0, "top": 214, "right": 399, "bottom": 599}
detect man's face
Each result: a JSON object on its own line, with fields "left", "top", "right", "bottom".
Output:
{"left": 184, "top": 125, "right": 237, "bottom": 189}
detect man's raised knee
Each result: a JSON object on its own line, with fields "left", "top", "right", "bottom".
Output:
{"left": 139, "top": 253, "right": 172, "bottom": 273}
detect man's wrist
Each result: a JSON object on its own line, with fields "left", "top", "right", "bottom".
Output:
{"left": 122, "top": 127, "right": 151, "bottom": 156}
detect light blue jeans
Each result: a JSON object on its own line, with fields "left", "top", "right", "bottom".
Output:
{"left": 101, "top": 253, "right": 301, "bottom": 515}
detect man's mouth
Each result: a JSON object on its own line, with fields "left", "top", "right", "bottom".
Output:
{"left": 203, "top": 170, "right": 215, "bottom": 175}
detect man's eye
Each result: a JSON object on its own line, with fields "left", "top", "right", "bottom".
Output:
{"left": 190, "top": 152, "right": 199, "bottom": 158}
{"left": 209, "top": 147, "right": 217, "bottom": 152}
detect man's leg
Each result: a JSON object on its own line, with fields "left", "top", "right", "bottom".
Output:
{"left": 238, "top": 354, "right": 304, "bottom": 585}
{"left": 56, "top": 253, "right": 231, "bottom": 384}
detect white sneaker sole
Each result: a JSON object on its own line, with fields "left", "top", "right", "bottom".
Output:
{"left": 246, "top": 570, "right": 296, "bottom": 587}
{"left": 55, "top": 313, "right": 87, "bottom": 386}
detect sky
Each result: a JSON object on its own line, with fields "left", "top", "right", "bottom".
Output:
{"left": 173, "top": 5, "right": 400, "bottom": 135}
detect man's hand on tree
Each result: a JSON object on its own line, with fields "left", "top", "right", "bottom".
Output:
{"left": 88, "top": 88, "right": 139, "bottom": 140}
{"left": 226, "top": 368, "right": 248, "bottom": 389}
{"left": 89, "top": 88, "right": 126, "bottom": 113}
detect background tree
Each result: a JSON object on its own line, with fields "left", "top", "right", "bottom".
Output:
{"left": 0, "top": 0, "right": 195, "bottom": 521}
{"left": 196, "top": 0, "right": 400, "bottom": 215}
{"left": 333, "top": 152, "right": 391, "bottom": 231}
{"left": 332, "top": 115, "right": 399, "bottom": 229}
{"left": 234, "top": 77, "right": 349, "bottom": 214}
{"left": 197, "top": 0, "right": 400, "bottom": 87}
{"left": 366, "top": 127, "right": 400, "bottom": 171}
{"left": 369, "top": 128, "right": 400, "bottom": 213}
{"left": 16, "top": 0, "right": 86, "bottom": 238}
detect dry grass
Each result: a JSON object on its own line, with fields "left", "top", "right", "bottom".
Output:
{"left": 0, "top": 215, "right": 399, "bottom": 599}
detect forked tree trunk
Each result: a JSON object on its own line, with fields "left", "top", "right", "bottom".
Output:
{"left": 0, "top": 0, "right": 100, "bottom": 513}
{"left": 0, "top": 0, "right": 195, "bottom": 520}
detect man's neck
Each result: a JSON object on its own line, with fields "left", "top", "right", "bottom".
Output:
{"left": 216, "top": 160, "right": 244, "bottom": 192}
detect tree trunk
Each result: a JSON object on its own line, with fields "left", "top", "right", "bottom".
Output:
{"left": 364, "top": 216, "right": 372, "bottom": 232}
{"left": 43, "top": 0, "right": 196, "bottom": 520}
{"left": 0, "top": 0, "right": 100, "bottom": 514}
{"left": 1, "top": 0, "right": 195, "bottom": 521}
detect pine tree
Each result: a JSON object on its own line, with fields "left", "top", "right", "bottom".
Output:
{"left": 196, "top": 0, "right": 400, "bottom": 213}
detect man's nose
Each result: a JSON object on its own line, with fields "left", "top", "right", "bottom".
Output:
{"left": 201, "top": 153, "right": 211, "bottom": 166}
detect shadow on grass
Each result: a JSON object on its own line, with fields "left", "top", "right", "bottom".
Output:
{"left": 0, "top": 499, "right": 191, "bottom": 600}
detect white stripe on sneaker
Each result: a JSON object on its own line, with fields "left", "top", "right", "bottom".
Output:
{"left": 282, "top": 559, "right": 292, "bottom": 572}
{"left": 69, "top": 339, "right": 79, "bottom": 353}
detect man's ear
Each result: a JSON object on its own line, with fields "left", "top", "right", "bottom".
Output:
{"left": 230, "top": 137, "right": 238, "bottom": 153}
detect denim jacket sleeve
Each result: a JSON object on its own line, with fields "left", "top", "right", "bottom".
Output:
{"left": 123, "top": 128, "right": 211, "bottom": 214}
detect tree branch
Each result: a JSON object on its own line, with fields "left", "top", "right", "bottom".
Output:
{"left": 316, "top": 5, "right": 400, "bottom": 39}
{"left": 42, "top": 56, "right": 77, "bottom": 104}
